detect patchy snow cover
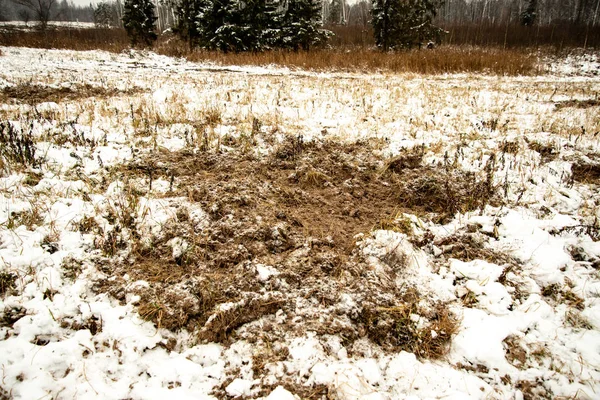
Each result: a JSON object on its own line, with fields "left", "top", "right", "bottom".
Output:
{"left": 1, "top": 46, "right": 600, "bottom": 399}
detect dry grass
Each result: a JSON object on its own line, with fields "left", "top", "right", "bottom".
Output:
{"left": 503, "top": 335, "right": 527, "bottom": 369}
{"left": 526, "top": 139, "right": 558, "bottom": 164}
{"left": 572, "top": 162, "right": 600, "bottom": 184}
{"left": 158, "top": 41, "right": 539, "bottom": 75}
{"left": 198, "top": 297, "right": 285, "bottom": 342}
{"left": 554, "top": 99, "right": 600, "bottom": 110}
{"left": 0, "top": 271, "right": 17, "bottom": 297}
{"left": 0, "top": 120, "right": 38, "bottom": 172}
{"left": 435, "top": 233, "right": 516, "bottom": 265}
{"left": 361, "top": 299, "right": 459, "bottom": 359}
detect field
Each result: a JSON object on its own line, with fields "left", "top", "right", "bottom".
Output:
{"left": 1, "top": 45, "right": 600, "bottom": 399}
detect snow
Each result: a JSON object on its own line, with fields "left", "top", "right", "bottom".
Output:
{"left": 1, "top": 46, "right": 600, "bottom": 399}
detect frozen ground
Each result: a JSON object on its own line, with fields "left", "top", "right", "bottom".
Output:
{"left": 0, "top": 46, "right": 600, "bottom": 399}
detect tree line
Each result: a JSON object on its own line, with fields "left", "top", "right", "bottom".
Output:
{"left": 0, "top": 0, "right": 94, "bottom": 28}
{"left": 2, "top": 0, "right": 599, "bottom": 51}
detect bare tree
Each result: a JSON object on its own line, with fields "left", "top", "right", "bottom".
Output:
{"left": 12, "top": 0, "right": 58, "bottom": 31}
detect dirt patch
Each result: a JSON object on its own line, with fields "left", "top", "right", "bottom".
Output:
{"left": 91, "top": 139, "right": 479, "bottom": 356}
{"left": 515, "top": 379, "right": 551, "bottom": 400}
{"left": 503, "top": 335, "right": 527, "bottom": 369}
{"left": 0, "top": 305, "right": 25, "bottom": 328}
{"left": 554, "top": 99, "right": 600, "bottom": 109}
{"left": 571, "top": 162, "right": 600, "bottom": 184}
{"left": 0, "top": 82, "right": 143, "bottom": 104}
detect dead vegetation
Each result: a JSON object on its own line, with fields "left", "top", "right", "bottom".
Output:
{"left": 0, "top": 271, "right": 17, "bottom": 297}
{"left": 554, "top": 99, "right": 600, "bottom": 110}
{"left": 526, "top": 139, "right": 558, "bottom": 163}
{"left": 0, "top": 82, "right": 142, "bottom": 105}
{"left": 198, "top": 297, "right": 285, "bottom": 343}
{"left": 0, "top": 120, "right": 38, "bottom": 171}
{"left": 434, "top": 233, "right": 516, "bottom": 265}
{"left": 571, "top": 162, "right": 600, "bottom": 184}
{"left": 503, "top": 335, "right": 527, "bottom": 369}
{"left": 361, "top": 298, "right": 459, "bottom": 359}
{"left": 0, "top": 28, "right": 539, "bottom": 75}
{"left": 541, "top": 283, "right": 585, "bottom": 310}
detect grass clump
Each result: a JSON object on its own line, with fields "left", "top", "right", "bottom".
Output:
{"left": 198, "top": 297, "right": 284, "bottom": 343}
{"left": 0, "top": 271, "right": 17, "bottom": 297}
{"left": 571, "top": 162, "right": 600, "bottom": 184}
{"left": 361, "top": 300, "right": 458, "bottom": 359}
{"left": 0, "top": 120, "right": 38, "bottom": 171}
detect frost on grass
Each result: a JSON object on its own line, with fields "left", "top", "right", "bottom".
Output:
{"left": 1, "top": 47, "right": 600, "bottom": 399}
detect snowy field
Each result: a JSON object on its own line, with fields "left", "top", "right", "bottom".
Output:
{"left": 0, "top": 21, "right": 97, "bottom": 31}
{"left": 1, "top": 46, "right": 600, "bottom": 399}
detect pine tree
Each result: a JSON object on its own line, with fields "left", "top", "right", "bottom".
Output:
{"left": 371, "top": 0, "right": 444, "bottom": 51}
{"left": 122, "top": 0, "right": 157, "bottom": 47}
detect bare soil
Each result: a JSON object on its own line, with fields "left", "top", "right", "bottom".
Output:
{"left": 90, "top": 137, "right": 499, "bottom": 362}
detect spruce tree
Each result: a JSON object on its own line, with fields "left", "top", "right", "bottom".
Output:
{"left": 122, "top": 0, "right": 157, "bottom": 47}
{"left": 194, "top": 0, "right": 328, "bottom": 52}
{"left": 371, "top": 0, "right": 443, "bottom": 51}
{"left": 279, "top": 0, "right": 328, "bottom": 51}
{"left": 94, "top": 2, "right": 114, "bottom": 28}
{"left": 173, "top": 0, "right": 203, "bottom": 49}
{"left": 520, "top": 0, "right": 537, "bottom": 26}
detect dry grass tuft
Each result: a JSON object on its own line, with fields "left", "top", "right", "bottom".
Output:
{"left": 0, "top": 120, "right": 38, "bottom": 171}
{"left": 435, "top": 233, "right": 516, "bottom": 265}
{"left": 395, "top": 167, "right": 498, "bottom": 223}
{"left": 383, "top": 146, "right": 424, "bottom": 173}
{"left": 526, "top": 139, "right": 558, "bottom": 163}
{"left": 198, "top": 297, "right": 284, "bottom": 343}
{"left": 565, "top": 310, "right": 593, "bottom": 330}
{"left": 0, "top": 271, "right": 17, "bottom": 297}
{"left": 503, "top": 335, "right": 527, "bottom": 369}
{"left": 361, "top": 299, "right": 459, "bottom": 359}
{"left": 571, "top": 162, "right": 600, "bottom": 184}
{"left": 542, "top": 283, "right": 586, "bottom": 310}
{"left": 499, "top": 140, "right": 520, "bottom": 154}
